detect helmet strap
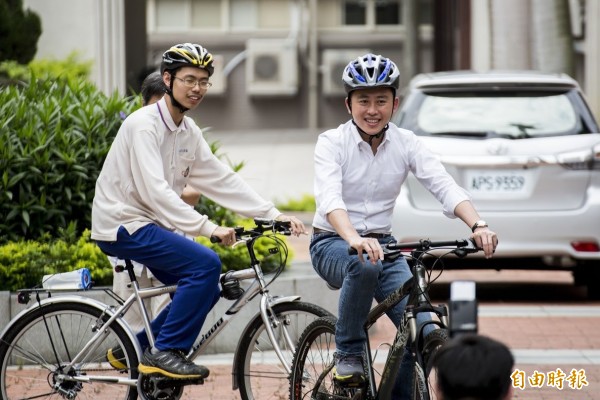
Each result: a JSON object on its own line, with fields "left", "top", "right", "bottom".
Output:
{"left": 352, "top": 120, "right": 388, "bottom": 145}
{"left": 166, "top": 71, "right": 189, "bottom": 114}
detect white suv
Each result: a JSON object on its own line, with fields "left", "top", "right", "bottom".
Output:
{"left": 391, "top": 71, "right": 600, "bottom": 298}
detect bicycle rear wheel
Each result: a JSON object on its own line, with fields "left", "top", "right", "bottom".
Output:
{"left": 412, "top": 329, "right": 448, "bottom": 400}
{"left": 0, "top": 301, "right": 138, "bottom": 400}
{"left": 235, "top": 301, "right": 331, "bottom": 400}
{"left": 290, "top": 315, "right": 359, "bottom": 400}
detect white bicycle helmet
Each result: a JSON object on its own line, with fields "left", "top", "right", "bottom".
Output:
{"left": 342, "top": 53, "right": 400, "bottom": 94}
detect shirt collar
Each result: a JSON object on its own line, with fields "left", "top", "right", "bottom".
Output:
{"left": 349, "top": 120, "right": 392, "bottom": 147}
{"left": 156, "top": 97, "right": 188, "bottom": 133}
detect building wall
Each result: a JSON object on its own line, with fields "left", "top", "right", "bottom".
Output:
{"left": 22, "top": 0, "right": 598, "bottom": 130}
{"left": 23, "top": 0, "right": 126, "bottom": 95}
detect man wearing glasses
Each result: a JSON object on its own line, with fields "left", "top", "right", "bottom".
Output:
{"left": 92, "top": 43, "right": 306, "bottom": 379}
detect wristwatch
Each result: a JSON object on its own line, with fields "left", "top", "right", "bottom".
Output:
{"left": 471, "top": 220, "right": 488, "bottom": 233}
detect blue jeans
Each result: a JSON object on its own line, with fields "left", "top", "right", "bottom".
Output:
{"left": 310, "top": 232, "right": 434, "bottom": 400}
{"left": 96, "top": 224, "right": 221, "bottom": 352}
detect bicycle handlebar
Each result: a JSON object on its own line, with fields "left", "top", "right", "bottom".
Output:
{"left": 210, "top": 218, "right": 292, "bottom": 243}
{"left": 348, "top": 238, "right": 480, "bottom": 259}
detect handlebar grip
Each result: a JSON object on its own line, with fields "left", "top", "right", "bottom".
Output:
{"left": 210, "top": 236, "right": 221, "bottom": 243}
{"left": 348, "top": 247, "right": 358, "bottom": 255}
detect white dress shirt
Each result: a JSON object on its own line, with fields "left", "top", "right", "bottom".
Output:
{"left": 312, "top": 121, "right": 470, "bottom": 234}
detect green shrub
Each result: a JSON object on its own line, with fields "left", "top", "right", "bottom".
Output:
{"left": 0, "top": 52, "right": 92, "bottom": 83}
{"left": 0, "top": 230, "right": 113, "bottom": 291}
{"left": 0, "top": 223, "right": 293, "bottom": 292}
{"left": 276, "top": 194, "right": 316, "bottom": 212}
{"left": 0, "top": 75, "right": 140, "bottom": 243}
{"left": 0, "top": 0, "right": 42, "bottom": 64}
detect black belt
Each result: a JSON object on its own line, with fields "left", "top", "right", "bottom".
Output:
{"left": 312, "top": 227, "right": 391, "bottom": 239}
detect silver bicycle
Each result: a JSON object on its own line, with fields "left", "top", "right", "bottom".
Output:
{"left": 0, "top": 218, "right": 331, "bottom": 400}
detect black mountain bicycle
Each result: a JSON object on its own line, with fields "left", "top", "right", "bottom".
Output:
{"left": 289, "top": 238, "right": 481, "bottom": 400}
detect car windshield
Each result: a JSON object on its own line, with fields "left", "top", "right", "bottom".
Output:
{"left": 417, "top": 92, "right": 577, "bottom": 138}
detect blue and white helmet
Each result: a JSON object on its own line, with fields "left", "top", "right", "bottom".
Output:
{"left": 342, "top": 53, "right": 400, "bottom": 94}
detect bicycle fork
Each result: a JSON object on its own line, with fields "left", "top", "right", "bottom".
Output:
{"left": 259, "top": 293, "right": 297, "bottom": 374}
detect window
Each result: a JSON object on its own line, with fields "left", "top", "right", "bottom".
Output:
{"left": 417, "top": 93, "right": 578, "bottom": 138}
{"left": 150, "top": 0, "right": 290, "bottom": 31}
{"left": 317, "top": 0, "right": 432, "bottom": 29}
{"left": 343, "top": 0, "right": 401, "bottom": 26}
{"left": 191, "top": 0, "right": 222, "bottom": 28}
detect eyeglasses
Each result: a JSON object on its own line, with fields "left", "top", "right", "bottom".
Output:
{"left": 174, "top": 76, "right": 213, "bottom": 89}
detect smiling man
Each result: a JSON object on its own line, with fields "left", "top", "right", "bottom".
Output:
{"left": 92, "top": 43, "right": 305, "bottom": 380}
{"left": 309, "top": 53, "right": 498, "bottom": 399}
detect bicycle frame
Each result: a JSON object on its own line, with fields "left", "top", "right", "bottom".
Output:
{"left": 363, "top": 262, "right": 449, "bottom": 399}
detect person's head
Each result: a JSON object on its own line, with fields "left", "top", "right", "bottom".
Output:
{"left": 433, "top": 334, "right": 514, "bottom": 400}
{"left": 342, "top": 53, "right": 400, "bottom": 137}
{"left": 160, "top": 43, "right": 215, "bottom": 113}
{"left": 141, "top": 71, "right": 166, "bottom": 106}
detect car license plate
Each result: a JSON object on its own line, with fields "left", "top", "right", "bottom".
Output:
{"left": 465, "top": 170, "right": 532, "bottom": 199}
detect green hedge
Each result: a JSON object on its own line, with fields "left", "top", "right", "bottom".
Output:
{"left": 0, "top": 75, "right": 140, "bottom": 243}
{"left": 0, "top": 226, "right": 293, "bottom": 292}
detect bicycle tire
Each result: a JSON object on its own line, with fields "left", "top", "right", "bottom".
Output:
{"left": 235, "top": 301, "right": 332, "bottom": 400}
{"left": 0, "top": 301, "right": 139, "bottom": 400}
{"left": 290, "top": 315, "right": 363, "bottom": 400}
{"left": 411, "top": 328, "right": 448, "bottom": 400}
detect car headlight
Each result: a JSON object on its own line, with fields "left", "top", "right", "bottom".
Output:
{"left": 557, "top": 143, "right": 600, "bottom": 170}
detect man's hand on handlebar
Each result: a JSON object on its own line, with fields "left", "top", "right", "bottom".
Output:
{"left": 470, "top": 227, "right": 498, "bottom": 259}
{"left": 212, "top": 226, "right": 237, "bottom": 246}
{"left": 349, "top": 236, "right": 384, "bottom": 265}
{"left": 275, "top": 214, "right": 307, "bottom": 237}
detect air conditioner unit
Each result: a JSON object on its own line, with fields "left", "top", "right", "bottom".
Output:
{"left": 208, "top": 54, "right": 226, "bottom": 96}
{"left": 321, "top": 49, "right": 370, "bottom": 96}
{"left": 246, "top": 38, "right": 298, "bottom": 96}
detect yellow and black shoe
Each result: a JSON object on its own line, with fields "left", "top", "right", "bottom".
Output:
{"left": 138, "top": 348, "right": 209, "bottom": 380}
{"left": 106, "top": 345, "right": 127, "bottom": 370}
{"left": 333, "top": 353, "right": 365, "bottom": 386}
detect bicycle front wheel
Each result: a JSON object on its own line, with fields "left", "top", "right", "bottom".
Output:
{"left": 235, "top": 301, "right": 332, "bottom": 400}
{"left": 0, "top": 301, "right": 139, "bottom": 400}
{"left": 412, "top": 328, "right": 448, "bottom": 400}
{"left": 290, "top": 315, "right": 360, "bottom": 400}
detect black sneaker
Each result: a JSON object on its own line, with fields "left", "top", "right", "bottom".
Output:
{"left": 106, "top": 345, "right": 127, "bottom": 370}
{"left": 333, "top": 353, "right": 365, "bottom": 385}
{"left": 138, "top": 348, "right": 209, "bottom": 379}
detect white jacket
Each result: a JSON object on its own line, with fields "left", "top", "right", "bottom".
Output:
{"left": 91, "top": 98, "right": 280, "bottom": 241}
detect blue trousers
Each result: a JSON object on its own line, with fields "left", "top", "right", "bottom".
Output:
{"left": 96, "top": 224, "right": 222, "bottom": 352}
{"left": 310, "top": 232, "right": 434, "bottom": 400}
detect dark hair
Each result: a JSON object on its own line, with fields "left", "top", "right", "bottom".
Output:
{"left": 433, "top": 334, "right": 514, "bottom": 400}
{"left": 140, "top": 71, "right": 166, "bottom": 106}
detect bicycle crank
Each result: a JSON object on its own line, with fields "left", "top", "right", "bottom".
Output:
{"left": 137, "top": 374, "right": 204, "bottom": 400}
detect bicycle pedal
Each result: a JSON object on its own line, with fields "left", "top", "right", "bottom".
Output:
{"left": 333, "top": 376, "right": 365, "bottom": 388}
{"left": 151, "top": 375, "right": 204, "bottom": 386}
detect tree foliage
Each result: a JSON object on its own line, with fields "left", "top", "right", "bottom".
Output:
{"left": 0, "top": 0, "right": 42, "bottom": 64}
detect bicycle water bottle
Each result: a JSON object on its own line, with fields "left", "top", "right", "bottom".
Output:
{"left": 42, "top": 268, "right": 92, "bottom": 290}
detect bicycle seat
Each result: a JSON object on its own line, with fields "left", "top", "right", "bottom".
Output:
{"left": 99, "top": 249, "right": 134, "bottom": 273}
